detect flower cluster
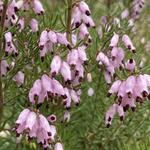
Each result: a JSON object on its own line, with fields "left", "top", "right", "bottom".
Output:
{"left": 72, "top": 1, "right": 95, "bottom": 41}
{"left": 121, "top": 0, "right": 145, "bottom": 25}
{"left": 29, "top": 49, "right": 86, "bottom": 108}
{"left": 15, "top": 108, "right": 57, "bottom": 149}
{"left": 13, "top": 1, "right": 94, "bottom": 148}
{"left": 96, "top": 33, "right": 136, "bottom": 84}
{"left": 39, "top": 30, "right": 72, "bottom": 61}
{"left": 0, "top": 0, "right": 42, "bottom": 31}
{"left": 106, "top": 74, "right": 150, "bottom": 127}
{"left": 131, "top": 0, "right": 145, "bottom": 21}
{"left": 96, "top": 26, "right": 150, "bottom": 127}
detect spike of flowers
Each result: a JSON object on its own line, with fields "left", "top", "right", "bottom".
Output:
{"left": 96, "top": 29, "right": 150, "bottom": 127}
{"left": 15, "top": 108, "right": 56, "bottom": 149}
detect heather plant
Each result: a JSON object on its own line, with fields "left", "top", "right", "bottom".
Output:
{"left": 0, "top": 0, "right": 150, "bottom": 150}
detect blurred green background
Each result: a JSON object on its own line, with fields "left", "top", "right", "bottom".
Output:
{"left": 0, "top": 0, "right": 150, "bottom": 150}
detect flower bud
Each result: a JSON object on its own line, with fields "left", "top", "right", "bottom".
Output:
{"left": 54, "top": 142, "right": 64, "bottom": 150}
{"left": 13, "top": 71, "right": 25, "bottom": 87}
{"left": 30, "top": 18, "right": 39, "bottom": 32}
{"left": 87, "top": 87, "right": 94, "bottom": 96}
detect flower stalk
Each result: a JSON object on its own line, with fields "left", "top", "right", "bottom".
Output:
{"left": 0, "top": 0, "right": 8, "bottom": 124}
{"left": 66, "top": 0, "right": 72, "bottom": 42}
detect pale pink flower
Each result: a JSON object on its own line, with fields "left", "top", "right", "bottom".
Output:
{"left": 104, "top": 71, "right": 111, "bottom": 84}
{"left": 82, "top": 14, "right": 95, "bottom": 27}
{"left": 77, "top": 46, "right": 88, "bottom": 63}
{"left": 51, "top": 79, "right": 66, "bottom": 98}
{"left": 87, "top": 73, "right": 92, "bottom": 83}
{"left": 16, "top": 108, "right": 30, "bottom": 126}
{"left": 125, "top": 59, "right": 135, "bottom": 72}
{"left": 72, "top": 6, "right": 82, "bottom": 28}
{"left": 96, "top": 52, "right": 109, "bottom": 66}
{"left": 70, "top": 89, "right": 80, "bottom": 106}
{"left": 136, "top": 75, "right": 149, "bottom": 97}
{"left": 75, "top": 62, "right": 84, "bottom": 81}
{"left": 105, "top": 103, "right": 117, "bottom": 127}
{"left": 56, "top": 33, "right": 71, "bottom": 49}
{"left": 67, "top": 49, "right": 79, "bottom": 67}
{"left": 109, "top": 33, "right": 119, "bottom": 48}
{"left": 125, "top": 76, "right": 136, "bottom": 97}
{"left": 39, "top": 45, "right": 47, "bottom": 61}
{"left": 78, "top": 1, "right": 91, "bottom": 16}
{"left": 47, "top": 115, "right": 57, "bottom": 123}
{"left": 29, "top": 18, "right": 39, "bottom": 32}
{"left": 79, "top": 24, "right": 89, "bottom": 40}
{"left": 62, "top": 111, "right": 70, "bottom": 123}
{"left": 4, "top": 32, "right": 12, "bottom": 45}
{"left": 13, "top": 71, "right": 25, "bottom": 87}
{"left": 39, "top": 30, "right": 48, "bottom": 50}
{"left": 28, "top": 79, "right": 42, "bottom": 104}
{"left": 50, "top": 55, "right": 62, "bottom": 77}
{"left": 117, "top": 81, "right": 126, "bottom": 100}
{"left": 25, "top": 111, "right": 37, "bottom": 131}
{"left": 18, "top": 18, "right": 25, "bottom": 32}
{"left": 41, "top": 74, "right": 53, "bottom": 96}
{"left": 60, "top": 61, "right": 72, "bottom": 83}
{"left": 48, "top": 30, "right": 57, "bottom": 43}
{"left": 117, "top": 105, "right": 125, "bottom": 121}
{"left": 88, "top": 87, "right": 94, "bottom": 96}
{"left": 32, "top": 0, "right": 44, "bottom": 15}
{"left": 54, "top": 142, "right": 64, "bottom": 150}
{"left": 143, "top": 74, "right": 150, "bottom": 87}
{"left": 1, "top": 60, "right": 9, "bottom": 76}
{"left": 122, "top": 34, "right": 135, "bottom": 52}
{"left": 121, "top": 9, "right": 129, "bottom": 19}
{"left": 108, "top": 80, "right": 122, "bottom": 96}
{"left": 63, "top": 88, "right": 72, "bottom": 109}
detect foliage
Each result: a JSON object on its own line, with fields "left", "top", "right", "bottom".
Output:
{"left": 0, "top": 0, "right": 150, "bottom": 150}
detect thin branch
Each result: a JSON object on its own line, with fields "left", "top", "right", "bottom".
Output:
{"left": 0, "top": 0, "right": 8, "bottom": 124}
{"left": 66, "top": 0, "right": 72, "bottom": 42}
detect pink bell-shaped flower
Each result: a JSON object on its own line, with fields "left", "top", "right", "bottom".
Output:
{"left": 50, "top": 55, "right": 62, "bottom": 77}
{"left": 122, "top": 34, "right": 135, "bottom": 52}
{"left": 109, "top": 33, "right": 119, "bottom": 48}
{"left": 60, "top": 61, "right": 72, "bottom": 83}
{"left": 29, "top": 18, "right": 39, "bottom": 32}
{"left": 32, "top": 0, "right": 45, "bottom": 15}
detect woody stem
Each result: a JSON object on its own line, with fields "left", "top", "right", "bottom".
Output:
{"left": 66, "top": 0, "right": 72, "bottom": 43}
{"left": 0, "top": 0, "right": 8, "bottom": 124}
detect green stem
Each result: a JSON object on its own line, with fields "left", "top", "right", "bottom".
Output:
{"left": 66, "top": 0, "right": 72, "bottom": 42}
{"left": 0, "top": 0, "right": 8, "bottom": 124}
{"left": 107, "top": 0, "right": 111, "bottom": 19}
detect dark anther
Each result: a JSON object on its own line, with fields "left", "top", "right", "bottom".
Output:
{"left": 85, "top": 10, "right": 91, "bottom": 16}
{"left": 36, "top": 103, "right": 42, "bottom": 109}
{"left": 106, "top": 124, "right": 110, "bottom": 128}
{"left": 85, "top": 23, "right": 90, "bottom": 28}
{"left": 129, "top": 59, "right": 133, "bottom": 63}
{"left": 120, "top": 116, "right": 124, "bottom": 121}
{"left": 108, "top": 116, "right": 111, "bottom": 121}
{"left": 131, "top": 107, "right": 136, "bottom": 112}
